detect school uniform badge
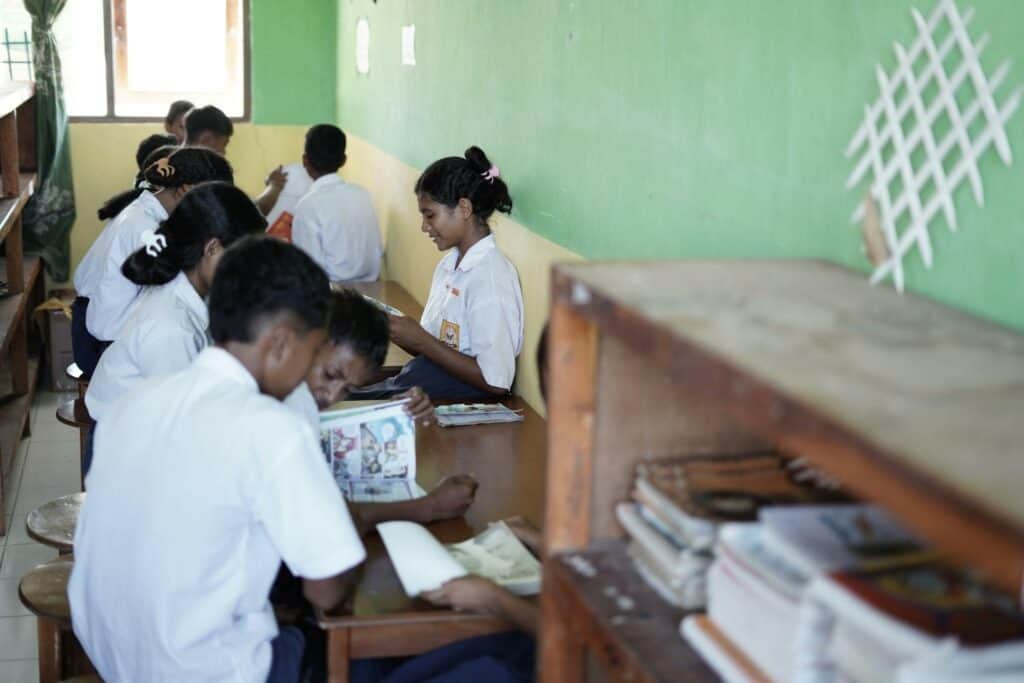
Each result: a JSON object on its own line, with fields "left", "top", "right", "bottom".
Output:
{"left": 440, "top": 320, "right": 460, "bottom": 349}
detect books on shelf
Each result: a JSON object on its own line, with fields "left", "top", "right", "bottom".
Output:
{"left": 378, "top": 520, "right": 541, "bottom": 597}
{"left": 318, "top": 399, "right": 424, "bottom": 503}
{"left": 435, "top": 403, "right": 524, "bottom": 427}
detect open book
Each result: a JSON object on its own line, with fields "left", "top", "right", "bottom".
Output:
{"left": 378, "top": 520, "right": 541, "bottom": 597}
{"left": 319, "top": 399, "right": 425, "bottom": 503}
{"left": 361, "top": 294, "right": 405, "bottom": 317}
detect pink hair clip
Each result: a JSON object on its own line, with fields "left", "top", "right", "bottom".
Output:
{"left": 481, "top": 165, "right": 500, "bottom": 183}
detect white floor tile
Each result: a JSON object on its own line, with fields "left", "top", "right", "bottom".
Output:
{"left": 0, "top": 617, "right": 37, "bottom": 661}
{"left": 0, "top": 546, "right": 56, "bottom": 581}
{"left": 25, "top": 440, "right": 78, "bottom": 465}
{"left": 18, "top": 464, "right": 79, "bottom": 494}
{"left": 2, "top": 517, "right": 29, "bottom": 547}
{"left": 0, "top": 580, "right": 29, "bottom": 618}
{"left": 0, "top": 658, "right": 38, "bottom": 683}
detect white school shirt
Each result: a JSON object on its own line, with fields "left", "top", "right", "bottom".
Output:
{"left": 84, "top": 191, "right": 169, "bottom": 341}
{"left": 85, "top": 271, "right": 208, "bottom": 422}
{"left": 265, "top": 162, "right": 313, "bottom": 228}
{"left": 420, "top": 235, "right": 524, "bottom": 390}
{"left": 284, "top": 381, "right": 320, "bottom": 435}
{"left": 292, "top": 174, "right": 382, "bottom": 282}
{"left": 70, "top": 347, "right": 365, "bottom": 683}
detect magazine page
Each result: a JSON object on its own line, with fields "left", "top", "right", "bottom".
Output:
{"left": 344, "top": 480, "right": 428, "bottom": 504}
{"left": 319, "top": 399, "right": 415, "bottom": 486}
{"left": 445, "top": 521, "right": 541, "bottom": 596}
{"left": 378, "top": 521, "right": 468, "bottom": 596}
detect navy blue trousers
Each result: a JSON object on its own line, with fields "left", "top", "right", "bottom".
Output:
{"left": 350, "top": 356, "right": 497, "bottom": 402}
{"left": 349, "top": 631, "right": 535, "bottom": 683}
{"left": 70, "top": 297, "right": 107, "bottom": 378}
{"left": 268, "top": 626, "right": 305, "bottom": 683}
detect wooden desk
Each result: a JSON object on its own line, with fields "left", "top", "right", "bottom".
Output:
{"left": 337, "top": 281, "right": 425, "bottom": 371}
{"left": 317, "top": 396, "right": 546, "bottom": 683}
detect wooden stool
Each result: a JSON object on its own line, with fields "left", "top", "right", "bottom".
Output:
{"left": 27, "top": 493, "right": 83, "bottom": 554}
{"left": 65, "top": 363, "right": 88, "bottom": 399}
{"left": 18, "top": 557, "right": 94, "bottom": 683}
{"left": 56, "top": 399, "right": 93, "bottom": 489}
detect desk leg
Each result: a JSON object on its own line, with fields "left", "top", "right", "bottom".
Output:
{"left": 539, "top": 578, "right": 583, "bottom": 683}
{"left": 326, "top": 628, "right": 351, "bottom": 683}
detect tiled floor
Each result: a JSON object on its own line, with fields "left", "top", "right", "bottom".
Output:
{"left": 0, "top": 390, "right": 81, "bottom": 683}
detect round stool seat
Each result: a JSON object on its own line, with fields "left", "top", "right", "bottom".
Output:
{"left": 65, "top": 363, "right": 83, "bottom": 382}
{"left": 27, "top": 494, "right": 84, "bottom": 552}
{"left": 56, "top": 399, "right": 93, "bottom": 429}
{"left": 18, "top": 556, "right": 73, "bottom": 622}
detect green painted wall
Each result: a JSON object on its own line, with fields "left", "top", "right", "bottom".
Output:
{"left": 251, "top": 0, "right": 337, "bottom": 124}
{"left": 335, "top": 0, "right": 1024, "bottom": 330}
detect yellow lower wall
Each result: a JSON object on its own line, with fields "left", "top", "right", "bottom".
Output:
{"left": 65, "top": 124, "right": 577, "bottom": 412}
{"left": 343, "top": 135, "right": 581, "bottom": 413}
{"left": 66, "top": 122, "right": 309, "bottom": 281}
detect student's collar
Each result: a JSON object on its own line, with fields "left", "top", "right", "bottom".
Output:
{"left": 447, "top": 234, "right": 496, "bottom": 274}
{"left": 171, "top": 271, "right": 209, "bottom": 325}
{"left": 194, "top": 347, "right": 259, "bottom": 392}
{"left": 139, "top": 190, "right": 169, "bottom": 221}
{"left": 310, "top": 173, "right": 344, "bottom": 191}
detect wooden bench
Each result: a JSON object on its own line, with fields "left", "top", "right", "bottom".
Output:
{"left": 19, "top": 556, "right": 94, "bottom": 683}
{"left": 27, "top": 493, "right": 83, "bottom": 554}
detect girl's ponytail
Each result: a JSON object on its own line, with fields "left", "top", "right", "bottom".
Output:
{"left": 96, "top": 142, "right": 180, "bottom": 221}
{"left": 120, "top": 182, "right": 266, "bottom": 286}
{"left": 414, "top": 146, "right": 513, "bottom": 227}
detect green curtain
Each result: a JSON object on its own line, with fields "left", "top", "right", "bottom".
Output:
{"left": 22, "top": 0, "right": 75, "bottom": 282}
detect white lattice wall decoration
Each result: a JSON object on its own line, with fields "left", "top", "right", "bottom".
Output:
{"left": 846, "top": 0, "right": 1023, "bottom": 291}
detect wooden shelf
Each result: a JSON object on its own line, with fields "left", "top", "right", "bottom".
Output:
{"left": 551, "top": 260, "right": 1024, "bottom": 594}
{"left": 0, "top": 172, "right": 35, "bottom": 241}
{"left": 0, "top": 256, "right": 41, "bottom": 359}
{"left": 546, "top": 541, "right": 715, "bottom": 683}
{"left": 0, "top": 354, "right": 40, "bottom": 535}
{"left": 0, "top": 82, "right": 33, "bottom": 120}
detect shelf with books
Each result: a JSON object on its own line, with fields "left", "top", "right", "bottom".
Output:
{"left": 540, "top": 260, "right": 1024, "bottom": 682}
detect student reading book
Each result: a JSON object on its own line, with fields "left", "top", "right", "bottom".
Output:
{"left": 257, "top": 161, "right": 314, "bottom": 238}
{"left": 291, "top": 125, "right": 382, "bottom": 282}
{"left": 354, "top": 146, "right": 524, "bottom": 401}
{"left": 282, "top": 288, "right": 476, "bottom": 534}
{"left": 183, "top": 104, "right": 234, "bottom": 155}
{"left": 70, "top": 237, "right": 365, "bottom": 683}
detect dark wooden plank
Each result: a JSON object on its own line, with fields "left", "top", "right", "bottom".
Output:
{"left": 544, "top": 541, "right": 716, "bottom": 683}
{"left": 555, "top": 260, "right": 1024, "bottom": 595}
{"left": 0, "top": 256, "right": 41, "bottom": 361}
{"left": 0, "top": 173, "right": 35, "bottom": 244}
{"left": 0, "top": 355, "right": 40, "bottom": 536}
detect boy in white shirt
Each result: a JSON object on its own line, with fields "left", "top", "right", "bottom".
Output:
{"left": 183, "top": 104, "right": 234, "bottom": 155}
{"left": 70, "top": 237, "right": 365, "bottom": 683}
{"left": 291, "top": 125, "right": 382, "bottom": 282}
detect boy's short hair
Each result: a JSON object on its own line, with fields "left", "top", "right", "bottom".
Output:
{"left": 327, "top": 289, "right": 389, "bottom": 368}
{"left": 209, "top": 236, "right": 330, "bottom": 344}
{"left": 136, "top": 134, "right": 178, "bottom": 170}
{"left": 185, "top": 105, "right": 234, "bottom": 141}
{"left": 304, "top": 124, "right": 347, "bottom": 174}
{"left": 164, "top": 100, "right": 194, "bottom": 127}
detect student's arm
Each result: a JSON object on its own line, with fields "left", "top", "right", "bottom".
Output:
{"left": 388, "top": 314, "right": 507, "bottom": 395}
{"left": 422, "top": 577, "right": 538, "bottom": 635}
{"left": 347, "top": 474, "right": 478, "bottom": 536}
{"left": 302, "top": 569, "right": 359, "bottom": 611}
{"left": 255, "top": 165, "right": 288, "bottom": 216}
{"left": 85, "top": 249, "right": 139, "bottom": 342}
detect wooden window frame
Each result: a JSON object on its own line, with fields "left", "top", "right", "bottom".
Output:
{"left": 69, "top": 0, "right": 251, "bottom": 123}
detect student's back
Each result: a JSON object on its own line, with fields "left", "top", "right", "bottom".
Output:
{"left": 291, "top": 125, "right": 381, "bottom": 282}
{"left": 71, "top": 349, "right": 360, "bottom": 681}
{"left": 70, "top": 236, "right": 366, "bottom": 683}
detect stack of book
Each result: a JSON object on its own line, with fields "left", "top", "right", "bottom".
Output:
{"left": 618, "top": 452, "right": 845, "bottom": 610}
{"left": 683, "top": 503, "right": 1024, "bottom": 682}
{"left": 435, "top": 403, "right": 524, "bottom": 427}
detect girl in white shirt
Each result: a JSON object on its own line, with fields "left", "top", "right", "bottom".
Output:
{"left": 382, "top": 146, "right": 524, "bottom": 400}
{"left": 71, "top": 137, "right": 176, "bottom": 376}
{"left": 82, "top": 147, "right": 234, "bottom": 349}
{"left": 83, "top": 182, "right": 267, "bottom": 474}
